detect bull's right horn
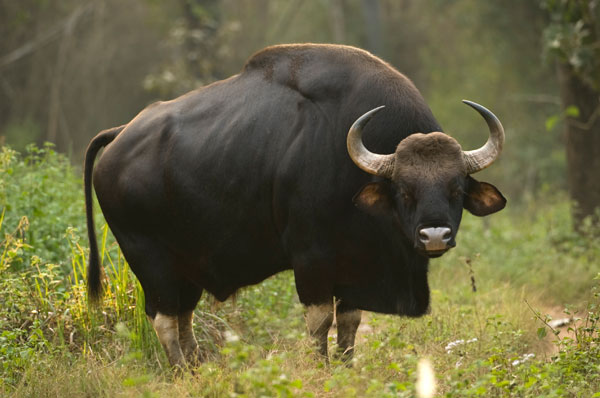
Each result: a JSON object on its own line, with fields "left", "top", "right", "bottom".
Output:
{"left": 347, "top": 106, "right": 395, "bottom": 178}
{"left": 461, "top": 100, "right": 505, "bottom": 174}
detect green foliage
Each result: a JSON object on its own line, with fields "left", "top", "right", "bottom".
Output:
{"left": 545, "top": 105, "right": 580, "bottom": 131}
{"left": 541, "top": 0, "right": 600, "bottom": 90}
{"left": 1, "top": 145, "right": 599, "bottom": 396}
{"left": 441, "top": 278, "right": 600, "bottom": 397}
{"left": 0, "top": 213, "right": 151, "bottom": 389}
{"left": 0, "top": 144, "right": 85, "bottom": 266}
{"left": 437, "top": 197, "right": 600, "bottom": 306}
{"left": 0, "top": 211, "right": 63, "bottom": 387}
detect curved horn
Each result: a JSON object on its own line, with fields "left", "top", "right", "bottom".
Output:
{"left": 347, "top": 106, "right": 395, "bottom": 178}
{"left": 462, "top": 100, "right": 505, "bottom": 174}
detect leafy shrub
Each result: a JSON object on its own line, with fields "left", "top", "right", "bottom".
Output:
{"left": 0, "top": 144, "right": 85, "bottom": 267}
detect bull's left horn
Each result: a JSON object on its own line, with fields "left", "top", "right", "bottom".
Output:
{"left": 461, "top": 100, "right": 505, "bottom": 174}
{"left": 347, "top": 106, "right": 395, "bottom": 178}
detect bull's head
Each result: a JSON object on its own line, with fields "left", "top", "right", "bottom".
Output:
{"left": 347, "top": 100, "right": 506, "bottom": 258}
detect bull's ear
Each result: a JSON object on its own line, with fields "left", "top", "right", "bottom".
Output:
{"left": 353, "top": 181, "right": 393, "bottom": 216}
{"left": 463, "top": 175, "right": 506, "bottom": 216}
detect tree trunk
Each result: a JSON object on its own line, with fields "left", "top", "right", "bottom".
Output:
{"left": 556, "top": 62, "right": 600, "bottom": 227}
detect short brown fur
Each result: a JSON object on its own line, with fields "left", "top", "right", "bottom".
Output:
{"left": 392, "top": 132, "right": 466, "bottom": 182}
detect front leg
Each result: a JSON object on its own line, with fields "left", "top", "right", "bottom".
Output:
{"left": 335, "top": 310, "right": 361, "bottom": 362}
{"left": 292, "top": 251, "right": 335, "bottom": 361}
{"left": 335, "top": 304, "right": 362, "bottom": 362}
{"left": 304, "top": 302, "right": 334, "bottom": 359}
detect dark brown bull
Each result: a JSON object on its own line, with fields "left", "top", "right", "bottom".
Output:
{"left": 85, "top": 44, "right": 505, "bottom": 367}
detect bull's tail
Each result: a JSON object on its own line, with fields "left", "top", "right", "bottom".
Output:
{"left": 84, "top": 125, "right": 125, "bottom": 304}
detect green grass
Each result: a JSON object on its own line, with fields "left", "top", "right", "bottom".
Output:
{"left": 1, "top": 145, "right": 599, "bottom": 397}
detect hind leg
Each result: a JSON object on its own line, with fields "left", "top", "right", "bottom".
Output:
{"left": 150, "top": 312, "right": 186, "bottom": 367}
{"left": 148, "top": 300, "right": 202, "bottom": 367}
{"left": 145, "top": 281, "right": 202, "bottom": 368}
{"left": 116, "top": 235, "right": 202, "bottom": 368}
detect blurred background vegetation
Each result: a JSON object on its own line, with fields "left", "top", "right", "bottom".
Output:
{"left": 2, "top": 0, "right": 599, "bottom": 222}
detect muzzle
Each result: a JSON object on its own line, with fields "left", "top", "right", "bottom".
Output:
{"left": 417, "top": 227, "right": 455, "bottom": 257}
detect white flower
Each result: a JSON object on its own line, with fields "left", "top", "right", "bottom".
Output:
{"left": 224, "top": 330, "right": 240, "bottom": 343}
{"left": 455, "top": 357, "right": 464, "bottom": 368}
{"left": 512, "top": 353, "right": 535, "bottom": 366}
{"left": 445, "top": 337, "right": 478, "bottom": 354}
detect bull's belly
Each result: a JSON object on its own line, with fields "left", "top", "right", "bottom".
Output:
{"left": 166, "top": 234, "right": 291, "bottom": 302}
{"left": 100, "top": 203, "right": 290, "bottom": 303}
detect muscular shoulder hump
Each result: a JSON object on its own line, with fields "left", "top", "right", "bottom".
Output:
{"left": 240, "top": 44, "right": 407, "bottom": 102}
{"left": 243, "top": 44, "right": 393, "bottom": 76}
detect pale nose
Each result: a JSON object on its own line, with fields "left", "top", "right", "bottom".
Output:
{"left": 418, "top": 227, "right": 452, "bottom": 251}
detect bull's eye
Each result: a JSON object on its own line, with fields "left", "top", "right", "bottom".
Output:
{"left": 450, "top": 188, "right": 463, "bottom": 199}
{"left": 400, "top": 190, "right": 412, "bottom": 203}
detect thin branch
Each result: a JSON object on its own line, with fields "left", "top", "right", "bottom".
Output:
{"left": 0, "top": 26, "right": 63, "bottom": 69}
{"left": 567, "top": 101, "right": 600, "bottom": 131}
{"left": 525, "top": 299, "right": 559, "bottom": 336}
{"left": 0, "top": 3, "right": 93, "bottom": 70}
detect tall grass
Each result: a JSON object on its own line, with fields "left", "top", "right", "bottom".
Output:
{"left": 0, "top": 211, "right": 158, "bottom": 383}
{"left": 1, "top": 144, "right": 599, "bottom": 397}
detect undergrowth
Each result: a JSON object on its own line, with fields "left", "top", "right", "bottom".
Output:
{"left": 0, "top": 145, "right": 599, "bottom": 397}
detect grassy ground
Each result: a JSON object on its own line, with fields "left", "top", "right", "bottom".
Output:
{"left": 1, "top": 145, "right": 599, "bottom": 397}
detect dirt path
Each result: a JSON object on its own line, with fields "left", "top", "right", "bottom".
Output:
{"left": 539, "top": 306, "right": 580, "bottom": 355}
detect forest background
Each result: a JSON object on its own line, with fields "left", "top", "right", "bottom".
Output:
{"left": 2, "top": 0, "right": 599, "bottom": 220}
{"left": 1, "top": 1, "right": 600, "bottom": 397}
